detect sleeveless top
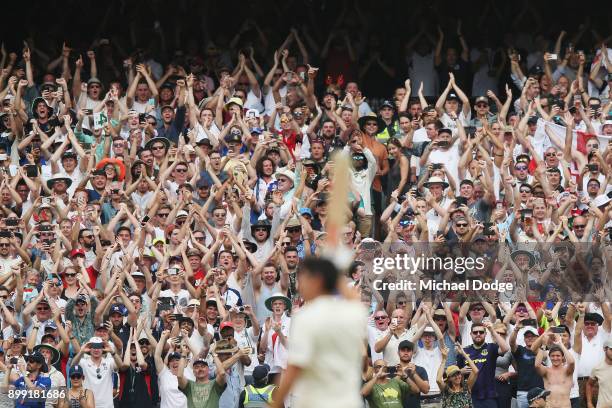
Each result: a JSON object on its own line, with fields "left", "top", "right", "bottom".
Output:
{"left": 442, "top": 383, "right": 473, "bottom": 408}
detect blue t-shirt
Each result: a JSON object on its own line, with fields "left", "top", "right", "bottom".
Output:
{"left": 13, "top": 374, "right": 52, "bottom": 408}
{"left": 456, "top": 342, "right": 499, "bottom": 400}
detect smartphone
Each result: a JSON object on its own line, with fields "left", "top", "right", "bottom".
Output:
{"left": 496, "top": 201, "right": 504, "bottom": 211}
{"left": 38, "top": 224, "right": 52, "bottom": 232}
{"left": 141, "top": 215, "right": 150, "bottom": 225}
{"left": 548, "top": 54, "right": 558, "bottom": 60}
{"left": 175, "top": 335, "right": 183, "bottom": 342}
{"left": 432, "top": 163, "right": 443, "bottom": 170}
{"left": 0, "top": 231, "right": 10, "bottom": 238}
{"left": 522, "top": 319, "right": 537, "bottom": 327}
{"left": 455, "top": 197, "right": 468, "bottom": 207}
{"left": 386, "top": 366, "right": 397, "bottom": 377}
{"left": 83, "top": 109, "right": 93, "bottom": 115}
{"left": 483, "top": 222, "right": 494, "bottom": 236}
{"left": 391, "top": 318, "right": 398, "bottom": 326}
{"left": 551, "top": 326, "right": 565, "bottom": 334}
{"left": 587, "top": 164, "right": 599, "bottom": 172}
{"left": 25, "top": 165, "right": 38, "bottom": 178}
{"left": 5, "top": 219, "right": 18, "bottom": 227}
{"left": 464, "top": 126, "right": 477, "bottom": 137}
{"left": 167, "top": 268, "right": 179, "bottom": 276}
{"left": 138, "top": 113, "right": 146, "bottom": 123}
{"left": 147, "top": 98, "right": 156, "bottom": 106}
{"left": 436, "top": 141, "right": 449, "bottom": 148}
{"left": 9, "top": 357, "right": 18, "bottom": 365}
{"left": 42, "top": 197, "right": 52, "bottom": 205}
{"left": 171, "top": 313, "right": 183, "bottom": 321}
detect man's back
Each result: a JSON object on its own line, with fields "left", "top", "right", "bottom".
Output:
{"left": 289, "top": 295, "right": 367, "bottom": 408}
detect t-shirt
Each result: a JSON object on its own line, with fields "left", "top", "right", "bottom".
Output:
{"left": 159, "top": 366, "right": 188, "bottom": 408}
{"left": 367, "top": 377, "right": 410, "bottom": 408}
{"left": 288, "top": 295, "right": 367, "bottom": 408}
{"left": 82, "top": 355, "right": 117, "bottom": 408}
{"left": 401, "top": 366, "right": 427, "bottom": 408}
{"left": 181, "top": 379, "right": 225, "bottom": 408}
{"left": 13, "top": 375, "right": 51, "bottom": 408}
{"left": 512, "top": 345, "right": 544, "bottom": 391}
{"left": 456, "top": 342, "right": 498, "bottom": 400}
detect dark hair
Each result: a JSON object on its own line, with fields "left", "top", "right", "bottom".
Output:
{"left": 298, "top": 257, "right": 338, "bottom": 293}
{"left": 387, "top": 138, "right": 402, "bottom": 149}
{"left": 116, "top": 226, "right": 131, "bottom": 237}
{"left": 255, "top": 156, "right": 276, "bottom": 178}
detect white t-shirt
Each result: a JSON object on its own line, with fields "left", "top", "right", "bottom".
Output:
{"left": 158, "top": 366, "right": 188, "bottom": 408}
{"left": 288, "top": 295, "right": 367, "bottom": 408}
{"left": 160, "top": 289, "right": 191, "bottom": 309}
{"left": 413, "top": 346, "right": 442, "bottom": 395}
{"left": 578, "top": 329, "right": 610, "bottom": 377}
{"left": 82, "top": 354, "right": 117, "bottom": 408}
{"left": 375, "top": 326, "right": 419, "bottom": 366}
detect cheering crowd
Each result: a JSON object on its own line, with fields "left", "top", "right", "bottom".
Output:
{"left": 0, "top": 2, "right": 611, "bottom": 408}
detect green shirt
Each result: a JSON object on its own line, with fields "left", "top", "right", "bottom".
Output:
{"left": 182, "top": 379, "right": 225, "bottom": 408}
{"left": 367, "top": 377, "right": 410, "bottom": 408}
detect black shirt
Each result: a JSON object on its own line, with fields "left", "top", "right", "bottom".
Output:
{"left": 512, "top": 345, "right": 544, "bottom": 391}
{"left": 402, "top": 365, "right": 428, "bottom": 408}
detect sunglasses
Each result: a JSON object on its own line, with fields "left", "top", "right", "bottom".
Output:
{"left": 456, "top": 223, "right": 468, "bottom": 228}
{"left": 365, "top": 122, "right": 378, "bottom": 127}
{"left": 472, "top": 330, "right": 485, "bottom": 335}
{"left": 515, "top": 165, "right": 528, "bottom": 170}
{"left": 0, "top": 243, "right": 9, "bottom": 248}
{"left": 70, "top": 374, "right": 83, "bottom": 379}
{"left": 194, "top": 236, "right": 205, "bottom": 241}
{"left": 573, "top": 224, "right": 586, "bottom": 229}
{"left": 471, "top": 307, "right": 485, "bottom": 312}
{"left": 519, "top": 189, "right": 532, "bottom": 193}
{"left": 175, "top": 168, "right": 187, "bottom": 173}
{"left": 545, "top": 152, "right": 557, "bottom": 157}
{"left": 152, "top": 145, "right": 165, "bottom": 151}
{"left": 37, "top": 307, "right": 50, "bottom": 311}
{"left": 374, "top": 316, "right": 387, "bottom": 320}
{"left": 157, "top": 213, "right": 170, "bottom": 218}
{"left": 287, "top": 227, "right": 301, "bottom": 233}
{"left": 65, "top": 273, "right": 77, "bottom": 277}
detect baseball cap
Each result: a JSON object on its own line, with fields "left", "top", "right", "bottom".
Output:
{"left": 88, "top": 337, "right": 105, "bottom": 349}
{"left": 475, "top": 96, "right": 488, "bottom": 105}
{"left": 379, "top": 100, "right": 395, "bottom": 110}
{"left": 70, "top": 364, "right": 84, "bottom": 377}
{"left": 219, "top": 321, "right": 234, "bottom": 331}
{"left": 447, "top": 92, "right": 459, "bottom": 101}
{"left": 70, "top": 248, "right": 86, "bottom": 258}
{"left": 252, "top": 364, "right": 270, "bottom": 382}
{"left": 192, "top": 358, "right": 208, "bottom": 366}
{"left": 527, "top": 387, "right": 550, "bottom": 406}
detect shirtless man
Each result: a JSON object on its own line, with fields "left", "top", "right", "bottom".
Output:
{"left": 534, "top": 339, "right": 575, "bottom": 408}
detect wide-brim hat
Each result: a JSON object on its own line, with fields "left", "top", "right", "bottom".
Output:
{"left": 423, "top": 176, "right": 449, "bottom": 189}
{"left": 275, "top": 168, "right": 295, "bottom": 186}
{"left": 444, "top": 365, "right": 461, "bottom": 381}
{"left": 584, "top": 312, "right": 604, "bottom": 325}
{"left": 510, "top": 250, "right": 536, "bottom": 267}
{"left": 46, "top": 173, "right": 72, "bottom": 190}
{"left": 265, "top": 293, "right": 292, "bottom": 312}
{"left": 96, "top": 157, "right": 126, "bottom": 181}
{"left": 251, "top": 219, "right": 272, "bottom": 231}
{"left": 145, "top": 137, "right": 170, "bottom": 151}
{"left": 31, "top": 97, "right": 53, "bottom": 119}
{"left": 358, "top": 112, "right": 385, "bottom": 131}
{"left": 33, "top": 343, "right": 60, "bottom": 365}
{"left": 27, "top": 352, "right": 49, "bottom": 373}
